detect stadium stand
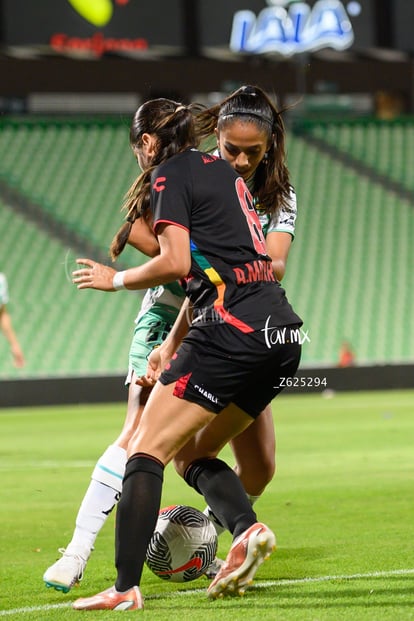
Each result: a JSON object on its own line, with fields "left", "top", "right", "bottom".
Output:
{"left": 304, "top": 119, "right": 414, "bottom": 193}
{"left": 285, "top": 118, "right": 414, "bottom": 367}
{"left": 0, "top": 116, "right": 413, "bottom": 379}
{"left": 0, "top": 196, "right": 142, "bottom": 378}
{"left": 0, "top": 117, "right": 146, "bottom": 379}
{"left": 0, "top": 117, "right": 140, "bottom": 265}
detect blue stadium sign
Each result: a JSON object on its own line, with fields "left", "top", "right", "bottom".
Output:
{"left": 230, "top": 0, "right": 356, "bottom": 56}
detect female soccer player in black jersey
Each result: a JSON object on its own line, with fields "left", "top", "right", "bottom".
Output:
{"left": 72, "top": 98, "right": 301, "bottom": 610}
{"left": 43, "top": 86, "right": 297, "bottom": 593}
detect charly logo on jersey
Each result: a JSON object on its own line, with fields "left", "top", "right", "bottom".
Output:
{"left": 194, "top": 385, "right": 219, "bottom": 404}
{"left": 230, "top": 0, "right": 360, "bottom": 57}
{"left": 153, "top": 176, "right": 167, "bottom": 192}
{"left": 261, "top": 316, "right": 310, "bottom": 349}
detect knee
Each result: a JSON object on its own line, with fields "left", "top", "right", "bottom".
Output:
{"left": 174, "top": 448, "right": 219, "bottom": 480}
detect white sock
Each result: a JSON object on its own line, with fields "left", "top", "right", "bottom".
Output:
{"left": 204, "top": 492, "right": 262, "bottom": 538}
{"left": 203, "top": 506, "right": 226, "bottom": 537}
{"left": 66, "top": 444, "right": 127, "bottom": 556}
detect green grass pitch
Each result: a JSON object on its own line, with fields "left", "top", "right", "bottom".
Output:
{"left": 0, "top": 389, "right": 413, "bottom": 620}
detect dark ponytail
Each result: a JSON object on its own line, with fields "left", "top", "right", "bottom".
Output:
{"left": 110, "top": 99, "right": 198, "bottom": 261}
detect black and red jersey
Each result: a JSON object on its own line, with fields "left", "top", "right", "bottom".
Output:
{"left": 150, "top": 149, "right": 301, "bottom": 332}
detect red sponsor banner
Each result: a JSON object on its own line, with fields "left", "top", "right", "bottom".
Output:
{"left": 1, "top": 0, "right": 183, "bottom": 57}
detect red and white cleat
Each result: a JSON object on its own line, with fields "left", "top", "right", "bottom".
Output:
{"left": 73, "top": 585, "right": 143, "bottom": 611}
{"left": 207, "top": 522, "right": 276, "bottom": 599}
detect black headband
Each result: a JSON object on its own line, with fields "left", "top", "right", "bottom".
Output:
{"left": 219, "top": 111, "right": 273, "bottom": 127}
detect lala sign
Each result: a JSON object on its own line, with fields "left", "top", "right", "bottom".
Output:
{"left": 230, "top": 0, "right": 355, "bottom": 56}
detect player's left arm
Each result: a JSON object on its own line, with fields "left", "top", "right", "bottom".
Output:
{"left": 265, "top": 188, "right": 297, "bottom": 280}
{"left": 73, "top": 223, "right": 191, "bottom": 291}
{"left": 265, "top": 231, "right": 293, "bottom": 281}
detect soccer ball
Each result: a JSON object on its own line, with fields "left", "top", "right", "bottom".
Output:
{"left": 145, "top": 504, "right": 218, "bottom": 582}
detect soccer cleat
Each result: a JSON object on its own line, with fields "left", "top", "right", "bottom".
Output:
{"left": 72, "top": 585, "right": 144, "bottom": 611}
{"left": 43, "top": 547, "right": 89, "bottom": 593}
{"left": 207, "top": 522, "right": 276, "bottom": 599}
{"left": 204, "top": 556, "right": 225, "bottom": 579}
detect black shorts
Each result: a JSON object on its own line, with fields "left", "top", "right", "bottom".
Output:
{"left": 159, "top": 323, "right": 301, "bottom": 418}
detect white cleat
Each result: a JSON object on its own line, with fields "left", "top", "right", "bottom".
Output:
{"left": 207, "top": 522, "right": 276, "bottom": 599}
{"left": 43, "top": 547, "right": 89, "bottom": 593}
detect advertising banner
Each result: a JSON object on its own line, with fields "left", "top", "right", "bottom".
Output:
{"left": 1, "top": 0, "right": 183, "bottom": 56}
{"left": 200, "top": 0, "right": 375, "bottom": 57}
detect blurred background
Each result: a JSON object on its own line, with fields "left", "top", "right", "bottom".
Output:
{"left": 0, "top": 0, "right": 413, "bottom": 405}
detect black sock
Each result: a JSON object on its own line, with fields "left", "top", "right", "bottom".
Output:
{"left": 185, "top": 458, "right": 256, "bottom": 540}
{"left": 115, "top": 453, "right": 164, "bottom": 592}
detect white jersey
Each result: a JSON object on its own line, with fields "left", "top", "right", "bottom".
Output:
{"left": 0, "top": 273, "right": 9, "bottom": 306}
{"left": 258, "top": 188, "right": 297, "bottom": 238}
{"left": 215, "top": 149, "right": 297, "bottom": 239}
{"left": 135, "top": 281, "right": 185, "bottom": 323}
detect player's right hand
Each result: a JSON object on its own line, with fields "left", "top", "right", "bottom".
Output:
{"left": 136, "top": 344, "right": 172, "bottom": 387}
